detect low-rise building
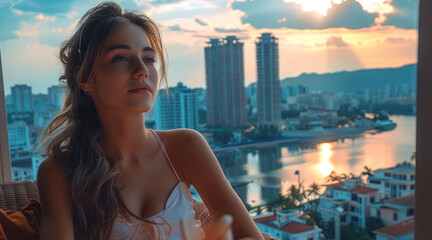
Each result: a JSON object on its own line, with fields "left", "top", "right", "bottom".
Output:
{"left": 254, "top": 210, "right": 322, "bottom": 240}
{"left": 370, "top": 194, "right": 414, "bottom": 226}
{"left": 373, "top": 217, "right": 414, "bottom": 240}
{"left": 368, "top": 165, "right": 415, "bottom": 199}
{"left": 318, "top": 179, "right": 379, "bottom": 229}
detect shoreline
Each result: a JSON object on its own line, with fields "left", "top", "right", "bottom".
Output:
{"left": 212, "top": 118, "right": 377, "bottom": 152}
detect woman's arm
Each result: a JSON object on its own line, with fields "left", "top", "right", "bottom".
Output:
{"left": 174, "top": 129, "right": 264, "bottom": 240}
{"left": 37, "top": 158, "right": 75, "bottom": 240}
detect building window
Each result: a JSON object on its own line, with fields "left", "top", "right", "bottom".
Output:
{"left": 370, "top": 197, "right": 375, "bottom": 203}
{"left": 408, "top": 208, "right": 414, "bottom": 216}
{"left": 385, "top": 182, "right": 390, "bottom": 188}
{"left": 370, "top": 179, "right": 381, "bottom": 184}
{"left": 394, "top": 213, "right": 398, "bottom": 221}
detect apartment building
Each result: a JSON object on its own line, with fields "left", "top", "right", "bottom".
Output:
{"left": 370, "top": 194, "right": 414, "bottom": 226}
{"left": 318, "top": 179, "right": 379, "bottom": 229}
{"left": 368, "top": 165, "right": 415, "bottom": 199}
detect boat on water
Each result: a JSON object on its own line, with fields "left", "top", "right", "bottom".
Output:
{"left": 374, "top": 119, "right": 397, "bottom": 131}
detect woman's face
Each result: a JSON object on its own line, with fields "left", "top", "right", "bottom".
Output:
{"left": 86, "top": 22, "right": 159, "bottom": 114}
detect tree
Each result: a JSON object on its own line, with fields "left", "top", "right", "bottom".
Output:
{"left": 361, "top": 166, "right": 374, "bottom": 178}
{"left": 254, "top": 205, "right": 266, "bottom": 215}
{"left": 325, "top": 171, "right": 339, "bottom": 182}
{"left": 306, "top": 182, "right": 321, "bottom": 201}
{"left": 288, "top": 184, "right": 305, "bottom": 207}
{"left": 325, "top": 171, "right": 348, "bottom": 182}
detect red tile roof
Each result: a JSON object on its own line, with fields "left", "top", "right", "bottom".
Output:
{"left": 254, "top": 214, "right": 276, "bottom": 224}
{"left": 281, "top": 221, "right": 315, "bottom": 234}
{"left": 374, "top": 217, "right": 414, "bottom": 237}
{"left": 253, "top": 214, "right": 316, "bottom": 234}
{"left": 322, "top": 182, "right": 344, "bottom": 188}
{"left": 384, "top": 194, "right": 415, "bottom": 208}
{"left": 350, "top": 186, "right": 378, "bottom": 194}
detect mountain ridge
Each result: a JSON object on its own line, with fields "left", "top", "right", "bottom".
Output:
{"left": 248, "top": 64, "right": 417, "bottom": 94}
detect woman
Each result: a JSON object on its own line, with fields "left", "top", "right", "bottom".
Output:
{"left": 37, "top": 2, "right": 264, "bottom": 240}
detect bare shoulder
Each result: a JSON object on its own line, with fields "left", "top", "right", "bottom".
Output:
{"left": 155, "top": 128, "right": 204, "bottom": 143}
{"left": 37, "top": 157, "right": 70, "bottom": 204}
{"left": 37, "top": 157, "right": 66, "bottom": 181}
{"left": 37, "top": 157, "right": 74, "bottom": 240}
{"left": 154, "top": 128, "right": 210, "bottom": 183}
{"left": 154, "top": 128, "right": 206, "bottom": 154}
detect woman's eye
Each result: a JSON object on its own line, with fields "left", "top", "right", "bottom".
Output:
{"left": 113, "top": 56, "right": 127, "bottom": 63}
{"left": 144, "top": 57, "right": 156, "bottom": 63}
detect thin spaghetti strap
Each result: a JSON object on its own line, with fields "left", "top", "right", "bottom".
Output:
{"left": 148, "top": 129, "right": 181, "bottom": 182}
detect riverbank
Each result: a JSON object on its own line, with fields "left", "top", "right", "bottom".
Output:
{"left": 212, "top": 118, "right": 377, "bottom": 152}
{"left": 282, "top": 118, "right": 376, "bottom": 142}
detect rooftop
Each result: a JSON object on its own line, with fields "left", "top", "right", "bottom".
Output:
{"left": 350, "top": 186, "right": 379, "bottom": 194}
{"left": 383, "top": 194, "right": 415, "bottom": 208}
{"left": 374, "top": 217, "right": 414, "bottom": 237}
{"left": 254, "top": 213, "right": 317, "bottom": 234}
{"left": 375, "top": 165, "right": 415, "bottom": 173}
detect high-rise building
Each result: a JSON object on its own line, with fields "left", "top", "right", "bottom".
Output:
{"left": 205, "top": 36, "right": 247, "bottom": 128}
{"left": 154, "top": 82, "right": 199, "bottom": 130}
{"left": 11, "top": 84, "right": 32, "bottom": 113}
{"left": 7, "top": 123, "right": 31, "bottom": 150}
{"left": 48, "top": 85, "right": 65, "bottom": 110}
{"left": 256, "top": 33, "right": 281, "bottom": 129}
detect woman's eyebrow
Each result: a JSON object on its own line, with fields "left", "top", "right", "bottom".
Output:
{"left": 106, "top": 44, "right": 155, "bottom": 53}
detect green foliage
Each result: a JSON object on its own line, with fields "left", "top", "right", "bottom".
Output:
{"left": 212, "top": 130, "right": 234, "bottom": 145}
{"left": 337, "top": 104, "right": 363, "bottom": 121}
{"left": 244, "top": 127, "right": 281, "bottom": 140}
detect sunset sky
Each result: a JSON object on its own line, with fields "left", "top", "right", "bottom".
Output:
{"left": 0, "top": 0, "right": 418, "bottom": 94}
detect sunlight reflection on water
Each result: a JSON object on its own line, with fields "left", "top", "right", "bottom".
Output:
{"left": 216, "top": 115, "right": 416, "bottom": 206}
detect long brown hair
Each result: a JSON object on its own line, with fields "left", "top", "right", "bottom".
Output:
{"left": 39, "top": 2, "right": 167, "bottom": 239}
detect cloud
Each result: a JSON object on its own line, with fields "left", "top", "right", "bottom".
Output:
{"left": 382, "top": 0, "right": 418, "bottom": 29}
{"left": 0, "top": 2, "right": 33, "bottom": 41}
{"left": 168, "top": 24, "right": 195, "bottom": 32}
{"left": 385, "top": 37, "right": 413, "bottom": 44}
{"left": 194, "top": 17, "right": 208, "bottom": 26}
{"left": 13, "top": 0, "right": 75, "bottom": 14}
{"left": 327, "top": 36, "right": 349, "bottom": 47}
{"left": 231, "top": 0, "right": 378, "bottom": 29}
{"left": 214, "top": 27, "right": 245, "bottom": 33}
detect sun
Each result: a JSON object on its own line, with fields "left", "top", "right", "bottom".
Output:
{"left": 284, "top": 0, "right": 337, "bottom": 16}
{"left": 284, "top": 0, "right": 394, "bottom": 17}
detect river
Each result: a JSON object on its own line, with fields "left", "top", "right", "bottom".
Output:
{"left": 214, "top": 115, "right": 416, "bottom": 207}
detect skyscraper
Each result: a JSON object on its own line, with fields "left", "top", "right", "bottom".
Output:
{"left": 11, "top": 84, "right": 32, "bottom": 113}
{"left": 153, "top": 82, "right": 199, "bottom": 130}
{"left": 48, "top": 85, "right": 65, "bottom": 110}
{"left": 256, "top": 33, "right": 281, "bottom": 128}
{"left": 205, "top": 36, "right": 247, "bottom": 128}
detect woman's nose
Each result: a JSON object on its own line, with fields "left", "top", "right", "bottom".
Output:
{"left": 133, "top": 57, "right": 149, "bottom": 79}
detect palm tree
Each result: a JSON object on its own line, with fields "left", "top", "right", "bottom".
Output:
{"left": 324, "top": 171, "right": 339, "bottom": 182}
{"left": 288, "top": 184, "right": 305, "bottom": 207}
{"left": 410, "top": 151, "right": 416, "bottom": 163}
{"left": 254, "top": 205, "right": 265, "bottom": 215}
{"left": 361, "top": 166, "right": 374, "bottom": 177}
{"left": 306, "top": 182, "right": 321, "bottom": 201}
{"left": 349, "top": 173, "right": 361, "bottom": 179}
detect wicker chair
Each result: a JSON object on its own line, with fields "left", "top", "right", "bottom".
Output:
{"left": 0, "top": 180, "right": 277, "bottom": 240}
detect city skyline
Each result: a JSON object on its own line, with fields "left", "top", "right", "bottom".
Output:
{"left": 0, "top": 0, "right": 418, "bottom": 95}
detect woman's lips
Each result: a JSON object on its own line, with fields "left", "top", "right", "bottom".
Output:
{"left": 128, "top": 88, "right": 151, "bottom": 93}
